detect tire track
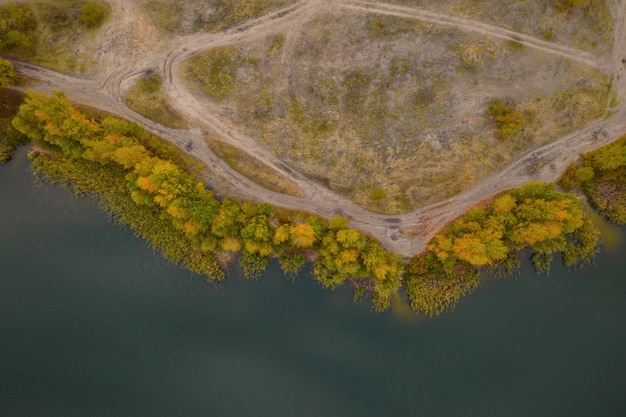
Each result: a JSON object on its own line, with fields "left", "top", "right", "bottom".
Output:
{"left": 339, "top": 0, "right": 601, "bottom": 68}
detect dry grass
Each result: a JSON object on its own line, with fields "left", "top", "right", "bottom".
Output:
{"left": 123, "top": 73, "right": 188, "bottom": 129}
{"left": 141, "top": 0, "right": 296, "bottom": 34}
{"left": 184, "top": 9, "right": 611, "bottom": 214}
{"left": 206, "top": 136, "right": 304, "bottom": 198}
{"left": 386, "top": 0, "right": 613, "bottom": 54}
{"left": 1, "top": 0, "right": 111, "bottom": 75}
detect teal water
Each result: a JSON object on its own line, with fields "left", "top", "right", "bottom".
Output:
{"left": 1, "top": 148, "right": 625, "bottom": 417}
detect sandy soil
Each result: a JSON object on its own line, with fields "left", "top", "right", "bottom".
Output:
{"left": 9, "top": 0, "right": 626, "bottom": 256}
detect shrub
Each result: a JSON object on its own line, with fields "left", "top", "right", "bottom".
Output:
{"left": 80, "top": 2, "right": 109, "bottom": 28}
{"left": 486, "top": 100, "right": 525, "bottom": 139}
{"left": 370, "top": 187, "right": 387, "bottom": 202}
{"left": 0, "top": 59, "right": 16, "bottom": 88}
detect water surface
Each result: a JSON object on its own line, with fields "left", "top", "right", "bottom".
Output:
{"left": 1, "top": 148, "right": 625, "bottom": 416}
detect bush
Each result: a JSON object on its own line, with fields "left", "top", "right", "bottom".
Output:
{"left": 80, "top": 1, "right": 109, "bottom": 28}
{"left": 370, "top": 187, "right": 387, "bottom": 202}
{"left": 0, "top": 59, "right": 16, "bottom": 88}
{"left": 486, "top": 100, "right": 525, "bottom": 139}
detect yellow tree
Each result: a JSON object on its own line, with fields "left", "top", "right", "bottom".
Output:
{"left": 292, "top": 223, "right": 316, "bottom": 248}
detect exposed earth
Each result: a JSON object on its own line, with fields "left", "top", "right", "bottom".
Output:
{"left": 6, "top": 0, "right": 626, "bottom": 256}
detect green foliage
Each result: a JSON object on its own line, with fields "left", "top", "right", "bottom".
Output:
{"left": 278, "top": 252, "right": 306, "bottom": 280}
{"left": 370, "top": 187, "right": 387, "bottom": 202}
{"left": 12, "top": 92, "right": 405, "bottom": 312}
{"left": 124, "top": 73, "right": 187, "bottom": 129}
{"left": 0, "top": 59, "right": 15, "bottom": 88}
{"left": 405, "top": 252, "right": 480, "bottom": 316}
{"left": 0, "top": 88, "right": 28, "bottom": 163}
{"left": 139, "top": 73, "right": 162, "bottom": 94}
{"left": 79, "top": 1, "right": 109, "bottom": 28}
{"left": 553, "top": 0, "right": 588, "bottom": 12}
{"left": 531, "top": 252, "right": 553, "bottom": 275}
{"left": 184, "top": 46, "right": 238, "bottom": 100}
{"left": 506, "top": 39, "right": 524, "bottom": 51}
{"left": 8, "top": 92, "right": 607, "bottom": 317}
{"left": 486, "top": 100, "right": 526, "bottom": 139}
{"left": 560, "top": 135, "right": 626, "bottom": 223}
{"left": 1, "top": 0, "right": 110, "bottom": 73}
{"left": 405, "top": 181, "right": 598, "bottom": 315}
{"left": 239, "top": 251, "right": 269, "bottom": 279}
{"left": 0, "top": 2, "right": 37, "bottom": 57}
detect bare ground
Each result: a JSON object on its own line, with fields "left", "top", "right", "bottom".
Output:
{"left": 8, "top": 0, "right": 626, "bottom": 256}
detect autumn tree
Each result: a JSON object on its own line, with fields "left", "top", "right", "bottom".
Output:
{"left": 0, "top": 58, "right": 16, "bottom": 87}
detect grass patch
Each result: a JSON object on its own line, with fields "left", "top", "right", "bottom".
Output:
{"left": 123, "top": 72, "right": 188, "bottom": 129}
{"left": 267, "top": 33, "right": 285, "bottom": 56}
{"left": 505, "top": 39, "right": 524, "bottom": 51}
{"left": 454, "top": 40, "right": 502, "bottom": 69}
{"left": 183, "top": 46, "right": 258, "bottom": 101}
{"left": 206, "top": 136, "right": 304, "bottom": 197}
{"left": 0, "top": 0, "right": 110, "bottom": 75}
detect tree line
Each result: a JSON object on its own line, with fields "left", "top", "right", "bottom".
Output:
{"left": 13, "top": 91, "right": 404, "bottom": 311}
{"left": 10, "top": 91, "right": 601, "bottom": 315}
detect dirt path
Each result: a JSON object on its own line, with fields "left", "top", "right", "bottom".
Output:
{"left": 341, "top": 0, "right": 602, "bottom": 68}
{"left": 10, "top": 0, "right": 626, "bottom": 257}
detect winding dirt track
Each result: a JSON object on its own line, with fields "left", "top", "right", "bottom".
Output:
{"left": 8, "top": 0, "right": 626, "bottom": 256}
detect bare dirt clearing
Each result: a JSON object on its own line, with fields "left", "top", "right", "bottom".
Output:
{"left": 7, "top": 0, "right": 626, "bottom": 256}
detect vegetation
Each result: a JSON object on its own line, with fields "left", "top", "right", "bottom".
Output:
{"left": 183, "top": 46, "right": 250, "bottom": 101}
{"left": 183, "top": 13, "right": 609, "bottom": 214}
{"left": 0, "top": 88, "right": 29, "bottom": 163}
{"left": 0, "top": 59, "right": 16, "bottom": 88}
{"left": 79, "top": 1, "right": 109, "bottom": 28}
{"left": 0, "top": 92, "right": 603, "bottom": 317}
{"left": 123, "top": 72, "right": 188, "bottom": 129}
{"left": 486, "top": 100, "right": 527, "bottom": 140}
{"left": 12, "top": 91, "right": 404, "bottom": 312}
{"left": 207, "top": 0, "right": 293, "bottom": 31}
{"left": 206, "top": 136, "right": 304, "bottom": 197}
{"left": 389, "top": 0, "right": 613, "bottom": 54}
{"left": 0, "top": 2, "right": 37, "bottom": 60}
{"left": 0, "top": 0, "right": 109, "bottom": 74}
{"left": 560, "top": 134, "right": 626, "bottom": 223}
{"left": 143, "top": 0, "right": 296, "bottom": 34}
{"left": 404, "top": 181, "right": 599, "bottom": 316}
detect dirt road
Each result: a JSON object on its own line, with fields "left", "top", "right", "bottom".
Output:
{"left": 9, "top": 0, "right": 626, "bottom": 256}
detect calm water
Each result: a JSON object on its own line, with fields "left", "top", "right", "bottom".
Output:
{"left": 1, "top": 148, "right": 625, "bottom": 417}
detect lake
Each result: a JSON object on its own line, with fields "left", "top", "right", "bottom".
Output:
{"left": 1, "top": 147, "right": 625, "bottom": 417}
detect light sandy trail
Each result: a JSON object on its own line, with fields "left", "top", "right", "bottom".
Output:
{"left": 8, "top": 0, "right": 626, "bottom": 257}
{"left": 340, "top": 0, "right": 601, "bottom": 68}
